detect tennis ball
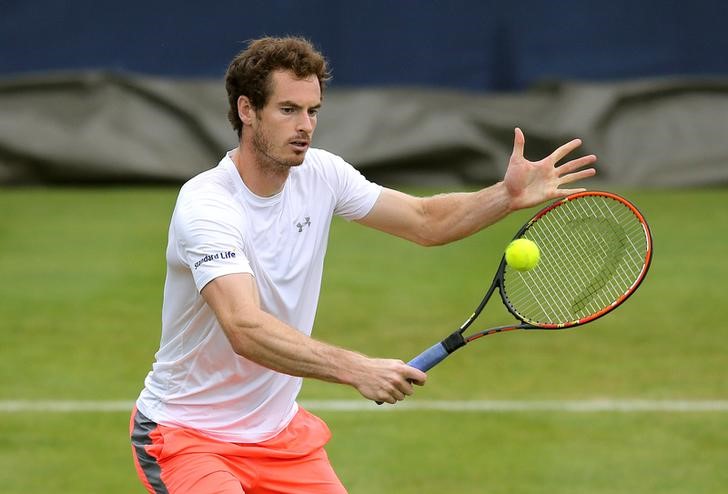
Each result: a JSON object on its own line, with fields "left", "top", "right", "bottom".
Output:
{"left": 505, "top": 238, "right": 540, "bottom": 271}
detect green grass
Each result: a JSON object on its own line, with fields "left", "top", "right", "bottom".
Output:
{"left": 1, "top": 186, "right": 727, "bottom": 493}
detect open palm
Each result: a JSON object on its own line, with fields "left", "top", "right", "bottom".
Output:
{"left": 504, "top": 128, "right": 597, "bottom": 210}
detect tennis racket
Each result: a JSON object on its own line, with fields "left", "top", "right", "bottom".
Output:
{"left": 407, "top": 190, "right": 652, "bottom": 375}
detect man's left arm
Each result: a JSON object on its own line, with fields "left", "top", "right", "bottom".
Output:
{"left": 356, "top": 128, "right": 597, "bottom": 245}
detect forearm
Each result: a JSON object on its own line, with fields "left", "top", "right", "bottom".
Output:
{"left": 360, "top": 128, "right": 595, "bottom": 248}
{"left": 201, "top": 273, "right": 426, "bottom": 404}
{"left": 420, "top": 181, "right": 513, "bottom": 246}
{"left": 223, "top": 309, "right": 366, "bottom": 385}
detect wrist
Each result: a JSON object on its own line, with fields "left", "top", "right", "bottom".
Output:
{"left": 491, "top": 181, "right": 517, "bottom": 214}
{"left": 327, "top": 348, "right": 368, "bottom": 387}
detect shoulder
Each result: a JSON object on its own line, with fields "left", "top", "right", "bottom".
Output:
{"left": 179, "top": 158, "right": 239, "bottom": 205}
{"left": 181, "top": 163, "right": 234, "bottom": 198}
{"left": 174, "top": 163, "right": 242, "bottom": 229}
{"left": 299, "top": 148, "right": 362, "bottom": 183}
{"left": 301, "top": 148, "right": 348, "bottom": 172}
{"left": 300, "top": 149, "right": 382, "bottom": 220}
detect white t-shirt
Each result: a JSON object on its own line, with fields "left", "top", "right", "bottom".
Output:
{"left": 136, "top": 148, "right": 381, "bottom": 443}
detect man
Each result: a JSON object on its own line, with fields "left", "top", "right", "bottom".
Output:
{"left": 130, "top": 36, "right": 596, "bottom": 493}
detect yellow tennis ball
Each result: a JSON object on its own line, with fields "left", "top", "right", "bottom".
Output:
{"left": 505, "top": 238, "right": 540, "bottom": 271}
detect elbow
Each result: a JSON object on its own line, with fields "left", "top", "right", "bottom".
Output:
{"left": 228, "top": 333, "right": 252, "bottom": 358}
{"left": 415, "top": 233, "right": 447, "bottom": 248}
{"left": 413, "top": 197, "right": 456, "bottom": 247}
{"left": 413, "top": 219, "right": 450, "bottom": 247}
{"left": 411, "top": 203, "right": 445, "bottom": 247}
{"left": 221, "top": 312, "right": 265, "bottom": 357}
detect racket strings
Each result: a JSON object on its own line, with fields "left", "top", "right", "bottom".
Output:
{"left": 540, "top": 198, "right": 643, "bottom": 319}
{"left": 503, "top": 195, "right": 649, "bottom": 326}
{"left": 538, "top": 201, "right": 640, "bottom": 318}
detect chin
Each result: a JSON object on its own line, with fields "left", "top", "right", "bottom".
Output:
{"left": 287, "top": 153, "right": 307, "bottom": 167}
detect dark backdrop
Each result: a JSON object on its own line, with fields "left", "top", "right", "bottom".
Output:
{"left": 2, "top": 1, "right": 727, "bottom": 91}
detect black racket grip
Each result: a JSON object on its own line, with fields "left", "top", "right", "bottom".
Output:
{"left": 410, "top": 331, "right": 466, "bottom": 370}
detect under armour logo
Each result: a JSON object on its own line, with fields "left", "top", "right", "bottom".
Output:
{"left": 296, "top": 216, "right": 311, "bottom": 232}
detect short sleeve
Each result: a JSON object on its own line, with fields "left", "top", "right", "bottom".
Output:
{"left": 173, "top": 191, "right": 253, "bottom": 292}
{"left": 317, "top": 151, "right": 381, "bottom": 220}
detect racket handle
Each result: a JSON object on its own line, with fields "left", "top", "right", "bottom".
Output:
{"left": 407, "top": 342, "right": 449, "bottom": 372}
{"left": 376, "top": 332, "right": 466, "bottom": 404}
{"left": 408, "top": 331, "right": 466, "bottom": 371}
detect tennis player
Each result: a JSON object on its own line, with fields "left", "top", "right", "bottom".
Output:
{"left": 130, "top": 36, "right": 596, "bottom": 493}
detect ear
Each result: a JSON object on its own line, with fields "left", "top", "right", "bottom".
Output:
{"left": 237, "top": 96, "right": 255, "bottom": 126}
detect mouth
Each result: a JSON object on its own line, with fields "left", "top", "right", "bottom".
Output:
{"left": 289, "top": 138, "right": 310, "bottom": 152}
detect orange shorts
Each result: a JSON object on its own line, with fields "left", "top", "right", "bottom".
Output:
{"left": 130, "top": 406, "right": 346, "bottom": 494}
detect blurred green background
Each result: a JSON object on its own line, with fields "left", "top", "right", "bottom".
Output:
{"left": 1, "top": 187, "right": 726, "bottom": 493}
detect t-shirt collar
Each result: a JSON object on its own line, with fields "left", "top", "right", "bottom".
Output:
{"left": 222, "top": 150, "right": 285, "bottom": 207}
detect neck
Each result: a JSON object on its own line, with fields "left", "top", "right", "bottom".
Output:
{"left": 232, "top": 146, "right": 290, "bottom": 197}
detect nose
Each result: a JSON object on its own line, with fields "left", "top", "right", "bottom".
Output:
{"left": 297, "top": 113, "right": 315, "bottom": 134}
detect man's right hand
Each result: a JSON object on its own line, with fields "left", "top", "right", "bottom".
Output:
{"left": 349, "top": 357, "right": 427, "bottom": 405}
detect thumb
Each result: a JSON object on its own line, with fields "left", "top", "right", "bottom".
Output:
{"left": 405, "top": 366, "right": 427, "bottom": 386}
{"left": 511, "top": 127, "right": 525, "bottom": 158}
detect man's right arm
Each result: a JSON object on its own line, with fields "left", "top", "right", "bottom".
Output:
{"left": 200, "top": 272, "right": 426, "bottom": 404}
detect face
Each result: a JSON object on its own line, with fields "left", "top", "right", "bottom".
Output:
{"left": 246, "top": 70, "right": 321, "bottom": 171}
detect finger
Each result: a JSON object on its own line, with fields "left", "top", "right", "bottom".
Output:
{"left": 549, "top": 138, "right": 583, "bottom": 163}
{"left": 557, "top": 154, "right": 597, "bottom": 174}
{"left": 399, "top": 377, "right": 419, "bottom": 397}
{"left": 511, "top": 127, "right": 525, "bottom": 158}
{"left": 559, "top": 167, "right": 597, "bottom": 185}
{"left": 404, "top": 367, "right": 427, "bottom": 386}
{"left": 379, "top": 395, "right": 397, "bottom": 405}
{"left": 383, "top": 385, "right": 406, "bottom": 402}
{"left": 554, "top": 186, "right": 588, "bottom": 198}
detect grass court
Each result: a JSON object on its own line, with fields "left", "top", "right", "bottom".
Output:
{"left": 1, "top": 187, "right": 726, "bottom": 493}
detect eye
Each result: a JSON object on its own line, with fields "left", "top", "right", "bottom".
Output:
{"left": 308, "top": 108, "right": 319, "bottom": 117}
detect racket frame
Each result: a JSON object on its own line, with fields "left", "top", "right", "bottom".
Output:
{"left": 408, "top": 191, "right": 653, "bottom": 370}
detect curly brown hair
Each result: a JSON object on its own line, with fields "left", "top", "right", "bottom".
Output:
{"left": 225, "top": 36, "right": 331, "bottom": 138}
